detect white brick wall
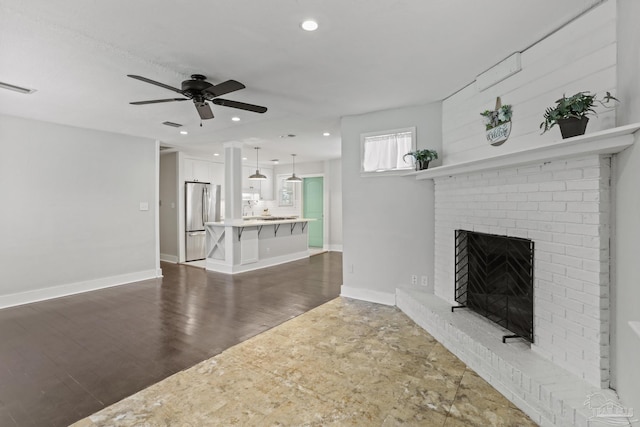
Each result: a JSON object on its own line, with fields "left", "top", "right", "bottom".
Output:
{"left": 433, "top": 154, "right": 611, "bottom": 388}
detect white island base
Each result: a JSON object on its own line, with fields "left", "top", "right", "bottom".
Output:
{"left": 204, "top": 218, "right": 314, "bottom": 274}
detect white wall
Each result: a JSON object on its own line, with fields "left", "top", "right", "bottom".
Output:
{"left": 613, "top": 0, "right": 640, "bottom": 413}
{"left": 341, "top": 103, "right": 442, "bottom": 305}
{"left": 0, "top": 115, "right": 158, "bottom": 308}
{"left": 159, "top": 152, "right": 179, "bottom": 262}
{"left": 327, "top": 158, "right": 343, "bottom": 251}
{"left": 442, "top": 0, "right": 617, "bottom": 164}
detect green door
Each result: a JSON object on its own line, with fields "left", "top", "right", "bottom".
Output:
{"left": 303, "top": 177, "right": 324, "bottom": 248}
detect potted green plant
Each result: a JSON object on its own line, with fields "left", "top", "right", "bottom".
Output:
{"left": 540, "top": 91, "right": 618, "bottom": 138}
{"left": 403, "top": 149, "right": 438, "bottom": 171}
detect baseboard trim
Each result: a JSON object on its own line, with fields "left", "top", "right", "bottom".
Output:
{"left": 328, "top": 244, "right": 343, "bottom": 252}
{"left": 0, "top": 269, "right": 159, "bottom": 309}
{"left": 340, "top": 285, "right": 395, "bottom": 306}
{"left": 160, "top": 253, "right": 178, "bottom": 263}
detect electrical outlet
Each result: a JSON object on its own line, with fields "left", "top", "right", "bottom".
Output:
{"left": 421, "top": 276, "right": 428, "bottom": 286}
{"left": 411, "top": 275, "right": 418, "bottom": 285}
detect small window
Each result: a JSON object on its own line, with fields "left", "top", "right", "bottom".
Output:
{"left": 361, "top": 127, "right": 415, "bottom": 175}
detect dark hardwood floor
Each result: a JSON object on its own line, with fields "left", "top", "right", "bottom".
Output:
{"left": 0, "top": 252, "right": 342, "bottom": 427}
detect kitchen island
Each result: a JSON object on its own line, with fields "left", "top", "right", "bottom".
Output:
{"left": 204, "top": 217, "right": 314, "bottom": 274}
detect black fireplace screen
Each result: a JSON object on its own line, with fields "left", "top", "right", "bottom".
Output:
{"left": 454, "top": 230, "right": 534, "bottom": 343}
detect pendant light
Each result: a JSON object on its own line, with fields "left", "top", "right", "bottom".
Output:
{"left": 286, "top": 154, "right": 302, "bottom": 182}
{"left": 248, "top": 147, "right": 267, "bottom": 180}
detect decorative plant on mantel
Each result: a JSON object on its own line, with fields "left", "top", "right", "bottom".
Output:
{"left": 480, "top": 97, "right": 513, "bottom": 146}
{"left": 540, "top": 91, "right": 619, "bottom": 139}
{"left": 403, "top": 149, "right": 438, "bottom": 171}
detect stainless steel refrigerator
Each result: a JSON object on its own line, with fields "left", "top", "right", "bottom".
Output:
{"left": 185, "top": 181, "right": 220, "bottom": 261}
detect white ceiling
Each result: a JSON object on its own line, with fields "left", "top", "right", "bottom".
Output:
{"left": 0, "top": 0, "right": 603, "bottom": 164}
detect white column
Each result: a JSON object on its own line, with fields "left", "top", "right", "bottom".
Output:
{"left": 224, "top": 141, "right": 244, "bottom": 221}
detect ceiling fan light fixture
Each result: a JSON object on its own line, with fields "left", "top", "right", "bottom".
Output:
{"left": 287, "top": 154, "right": 303, "bottom": 182}
{"left": 249, "top": 147, "right": 267, "bottom": 181}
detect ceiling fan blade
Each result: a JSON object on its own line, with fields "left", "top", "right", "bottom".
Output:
{"left": 127, "top": 75, "right": 183, "bottom": 93}
{"left": 203, "top": 80, "right": 245, "bottom": 98}
{"left": 130, "top": 98, "right": 188, "bottom": 105}
{"left": 195, "top": 102, "right": 214, "bottom": 120}
{"left": 212, "top": 98, "right": 267, "bottom": 113}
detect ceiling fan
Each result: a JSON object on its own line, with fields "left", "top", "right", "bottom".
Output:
{"left": 127, "top": 74, "right": 267, "bottom": 120}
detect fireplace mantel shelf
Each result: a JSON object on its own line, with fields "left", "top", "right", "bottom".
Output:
{"left": 409, "top": 123, "right": 640, "bottom": 180}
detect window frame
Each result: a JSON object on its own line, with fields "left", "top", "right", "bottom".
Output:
{"left": 360, "top": 126, "right": 416, "bottom": 177}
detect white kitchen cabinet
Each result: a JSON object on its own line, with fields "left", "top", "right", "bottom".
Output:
{"left": 183, "top": 158, "right": 196, "bottom": 181}
{"left": 193, "top": 160, "right": 210, "bottom": 182}
{"left": 241, "top": 165, "right": 273, "bottom": 200}
{"left": 260, "top": 166, "right": 274, "bottom": 200}
{"left": 242, "top": 165, "right": 255, "bottom": 190}
{"left": 184, "top": 158, "right": 210, "bottom": 182}
{"left": 242, "top": 165, "right": 259, "bottom": 200}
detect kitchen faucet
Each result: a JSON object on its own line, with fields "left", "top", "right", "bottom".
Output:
{"left": 242, "top": 201, "right": 253, "bottom": 217}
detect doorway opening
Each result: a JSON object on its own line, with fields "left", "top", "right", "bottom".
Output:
{"left": 303, "top": 177, "right": 324, "bottom": 249}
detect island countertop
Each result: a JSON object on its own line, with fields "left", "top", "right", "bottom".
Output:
{"left": 205, "top": 217, "right": 315, "bottom": 227}
{"left": 204, "top": 216, "right": 315, "bottom": 274}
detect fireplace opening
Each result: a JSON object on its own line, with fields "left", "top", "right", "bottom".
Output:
{"left": 454, "top": 230, "right": 534, "bottom": 343}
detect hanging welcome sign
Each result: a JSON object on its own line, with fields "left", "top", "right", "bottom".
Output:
{"left": 480, "top": 97, "right": 513, "bottom": 146}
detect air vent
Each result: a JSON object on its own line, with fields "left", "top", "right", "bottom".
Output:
{"left": 162, "top": 121, "right": 183, "bottom": 128}
{"left": 0, "top": 81, "right": 36, "bottom": 94}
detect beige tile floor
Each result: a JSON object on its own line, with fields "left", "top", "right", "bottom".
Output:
{"left": 71, "top": 298, "right": 537, "bottom": 426}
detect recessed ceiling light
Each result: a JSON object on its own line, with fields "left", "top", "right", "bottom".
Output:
{"left": 213, "top": 153, "right": 220, "bottom": 157}
{"left": 180, "top": 130, "right": 188, "bottom": 135}
{"left": 242, "top": 157, "right": 248, "bottom": 161}
{"left": 323, "top": 132, "right": 330, "bottom": 136}
{"left": 301, "top": 20, "right": 318, "bottom": 31}
{"left": 232, "top": 116, "right": 240, "bottom": 122}
{"left": 272, "top": 159, "right": 279, "bottom": 164}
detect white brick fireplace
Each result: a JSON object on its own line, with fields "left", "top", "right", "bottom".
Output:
{"left": 435, "top": 153, "right": 611, "bottom": 388}
{"left": 397, "top": 124, "right": 640, "bottom": 426}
